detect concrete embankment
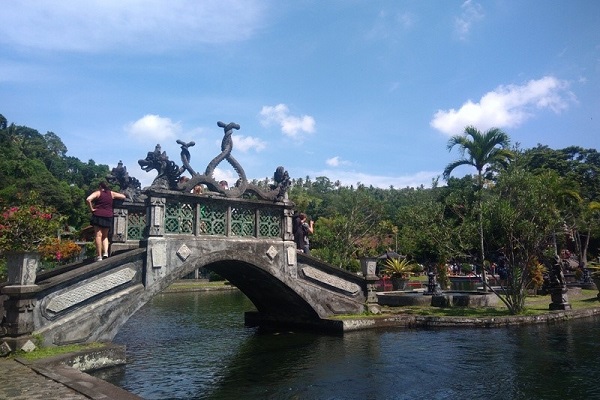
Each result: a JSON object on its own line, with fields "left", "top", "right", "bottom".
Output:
{"left": 0, "top": 344, "right": 141, "bottom": 400}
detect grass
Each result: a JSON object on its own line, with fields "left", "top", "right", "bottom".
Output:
{"left": 334, "top": 289, "right": 600, "bottom": 320}
{"left": 13, "top": 342, "right": 106, "bottom": 361}
{"left": 164, "top": 280, "right": 233, "bottom": 292}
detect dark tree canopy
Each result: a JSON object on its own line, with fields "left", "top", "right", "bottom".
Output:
{"left": 0, "top": 115, "right": 111, "bottom": 228}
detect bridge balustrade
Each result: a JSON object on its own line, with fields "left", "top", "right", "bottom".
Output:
{"left": 112, "top": 190, "right": 293, "bottom": 245}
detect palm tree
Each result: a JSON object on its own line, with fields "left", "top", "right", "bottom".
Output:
{"left": 443, "top": 126, "right": 513, "bottom": 290}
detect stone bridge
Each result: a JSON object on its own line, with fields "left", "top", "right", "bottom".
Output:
{"left": 1, "top": 190, "right": 378, "bottom": 351}
{"left": 1, "top": 121, "right": 381, "bottom": 352}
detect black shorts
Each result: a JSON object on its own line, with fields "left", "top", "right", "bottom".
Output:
{"left": 91, "top": 215, "right": 112, "bottom": 228}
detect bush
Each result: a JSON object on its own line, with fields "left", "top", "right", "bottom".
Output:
{"left": 39, "top": 239, "right": 83, "bottom": 270}
{"left": 208, "top": 271, "right": 225, "bottom": 282}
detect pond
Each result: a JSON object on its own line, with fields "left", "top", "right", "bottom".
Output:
{"left": 92, "top": 290, "right": 600, "bottom": 400}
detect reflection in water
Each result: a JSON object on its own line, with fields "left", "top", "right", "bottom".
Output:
{"left": 93, "top": 291, "right": 600, "bottom": 400}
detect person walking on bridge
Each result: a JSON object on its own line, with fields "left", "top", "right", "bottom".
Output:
{"left": 293, "top": 212, "right": 314, "bottom": 255}
{"left": 86, "top": 182, "right": 126, "bottom": 261}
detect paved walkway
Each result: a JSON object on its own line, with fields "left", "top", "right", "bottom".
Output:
{"left": 0, "top": 358, "right": 87, "bottom": 400}
{"left": 0, "top": 357, "right": 141, "bottom": 400}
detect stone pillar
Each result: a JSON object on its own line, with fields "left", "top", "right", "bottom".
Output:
{"left": 283, "top": 208, "right": 295, "bottom": 241}
{"left": 112, "top": 207, "right": 128, "bottom": 243}
{"left": 360, "top": 258, "right": 380, "bottom": 307}
{"left": 1, "top": 285, "right": 40, "bottom": 354}
{"left": 148, "top": 196, "right": 166, "bottom": 237}
{"left": 1, "top": 252, "right": 41, "bottom": 353}
{"left": 6, "top": 252, "right": 39, "bottom": 286}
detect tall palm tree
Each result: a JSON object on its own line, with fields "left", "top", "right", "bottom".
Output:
{"left": 443, "top": 126, "right": 513, "bottom": 290}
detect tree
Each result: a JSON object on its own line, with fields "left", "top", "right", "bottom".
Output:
{"left": 443, "top": 126, "right": 513, "bottom": 289}
{"left": 308, "top": 186, "right": 385, "bottom": 269}
{"left": 484, "top": 166, "right": 563, "bottom": 313}
{"left": 521, "top": 145, "right": 600, "bottom": 264}
{"left": 0, "top": 116, "right": 112, "bottom": 228}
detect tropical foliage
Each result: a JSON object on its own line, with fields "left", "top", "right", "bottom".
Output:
{"left": 0, "top": 114, "right": 110, "bottom": 228}
{"left": 0, "top": 194, "right": 62, "bottom": 252}
{"left": 443, "top": 126, "right": 513, "bottom": 289}
{"left": 1, "top": 113, "right": 600, "bottom": 315}
{"left": 381, "top": 258, "right": 415, "bottom": 279}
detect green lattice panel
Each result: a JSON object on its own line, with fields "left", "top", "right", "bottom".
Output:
{"left": 198, "top": 204, "right": 227, "bottom": 235}
{"left": 258, "top": 209, "right": 281, "bottom": 238}
{"left": 165, "top": 202, "right": 194, "bottom": 234}
{"left": 231, "top": 207, "right": 255, "bottom": 237}
{"left": 127, "top": 211, "right": 147, "bottom": 240}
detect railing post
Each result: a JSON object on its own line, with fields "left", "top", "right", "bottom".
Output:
{"left": 112, "top": 208, "right": 128, "bottom": 243}
{"left": 284, "top": 208, "right": 295, "bottom": 241}
{"left": 1, "top": 252, "right": 40, "bottom": 351}
{"left": 148, "top": 196, "right": 166, "bottom": 237}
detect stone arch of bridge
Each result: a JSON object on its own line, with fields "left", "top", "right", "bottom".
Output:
{"left": 174, "top": 249, "right": 320, "bottom": 322}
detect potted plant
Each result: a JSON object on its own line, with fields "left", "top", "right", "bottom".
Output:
{"left": 382, "top": 258, "right": 415, "bottom": 291}
{"left": 0, "top": 198, "right": 62, "bottom": 285}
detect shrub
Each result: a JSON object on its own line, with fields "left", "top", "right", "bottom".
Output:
{"left": 39, "top": 239, "right": 83, "bottom": 269}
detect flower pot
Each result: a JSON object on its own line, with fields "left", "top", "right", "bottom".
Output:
{"left": 391, "top": 276, "right": 408, "bottom": 291}
{"left": 6, "top": 251, "right": 39, "bottom": 285}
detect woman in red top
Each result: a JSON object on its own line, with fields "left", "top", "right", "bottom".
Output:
{"left": 86, "top": 182, "right": 126, "bottom": 261}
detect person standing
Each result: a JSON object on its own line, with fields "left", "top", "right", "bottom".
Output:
{"left": 86, "top": 182, "right": 126, "bottom": 261}
{"left": 293, "top": 212, "right": 314, "bottom": 254}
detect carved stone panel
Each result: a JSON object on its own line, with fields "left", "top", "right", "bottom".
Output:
{"left": 301, "top": 266, "right": 360, "bottom": 295}
{"left": 46, "top": 268, "right": 137, "bottom": 314}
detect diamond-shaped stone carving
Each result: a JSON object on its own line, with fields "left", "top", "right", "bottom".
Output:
{"left": 177, "top": 244, "right": 192, "bottom": 261}
{"left": 266, "top": 245, "right": 278, "bottom": 261}
{"left": 21, "top": 340, "right": 37, "bottom": 352}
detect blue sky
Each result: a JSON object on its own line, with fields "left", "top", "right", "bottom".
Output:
{"left": 1, "top": 1, "right": 598, "bottom": 189}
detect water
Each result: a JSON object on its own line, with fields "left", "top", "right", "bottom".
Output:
{"left": 93, "top": 290, "right": 600, "bottom": 400}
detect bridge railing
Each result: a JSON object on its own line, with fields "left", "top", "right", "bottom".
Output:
{"left": 112, "top": 190, "right": 295, "bottom": 245}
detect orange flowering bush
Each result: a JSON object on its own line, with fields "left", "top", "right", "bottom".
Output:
{"left": 39, "top": 238, "right": 82, "bottom": 266}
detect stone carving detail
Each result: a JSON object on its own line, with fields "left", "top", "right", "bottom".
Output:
{"left": 138, "top": 121, "right": 291, "bottom": 202}
{"left": 107, "top": 160, "right": 146, "bottom": 202}
{"left": 149, "top": 197, "right": 166, "bottom": 236}
{"left": 177, "top": 244, "right": 192, "bottom": 261}
{"left": 138, "top": 144, "right": 182, "bottom": 190}
{"left": 301, "top": 266, "right": 361, "bottom": 295}
{"left": 46, "top": 268, "right": 137, "bottom": 313}
{"left": 266, "top": 245, "right": 278, "bottom": 261}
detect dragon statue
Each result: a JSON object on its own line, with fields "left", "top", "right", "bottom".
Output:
{"left": 137, "top": 121, "right": 291, "bottom": 202}
{"left": 138, "top": 144, "right": 182, "bottom": 190}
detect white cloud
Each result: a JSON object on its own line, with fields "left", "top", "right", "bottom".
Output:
{"left": 0, "top": 0, "right": 264, "bottom": 52}
{"left": 213, "top": 168, "right": 237, "bottom": 188}
{"left": 430, "top": 76, "right": 575, "bottom": 136}
{"left": 233, "top": 135, "right": 266, "bottom": 152}
{"left": 259, "top": 104, "right": 316, "bottom": 139}
{"left": 125, "top": 114, "right": 181, "bottom": 142}
{"left": 312, "top": 169, "right": 440, "bottom": 189}
{"left": 326, "top": 156, "right": 351, "bottom": 167}
{"left": 454, "top": 0, "right": 484, "bottom": 41}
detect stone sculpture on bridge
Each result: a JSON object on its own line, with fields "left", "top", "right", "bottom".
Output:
{"left": 138, "top": 121, "right": 291, "bottom": 202}
{"left": 107, "top": 160, "right": 146, "bottom": 202}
